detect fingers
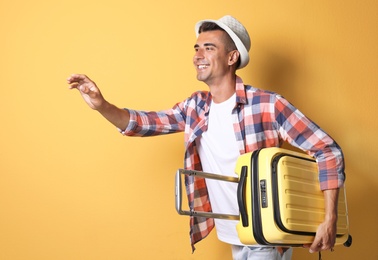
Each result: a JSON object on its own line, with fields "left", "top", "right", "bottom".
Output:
{"left": 66, "top": 74, "right": 105, "bottom": 110}
{"left": 67, "top": 74, "right": 90, "bottom": 84}
{"left": 67, "top": 74, "right": 96, "bottom": 94}
{"left": 309, "top": 242, "right": 324, "bottom": 253}
{"left": 305, "top": 216, "right": 337, "bottom": 254}
{"left": 304, "top": 240, "right": 335, "bottom": 253}
{"left": 67, "top": 74, "right": 93, "bottom": 90}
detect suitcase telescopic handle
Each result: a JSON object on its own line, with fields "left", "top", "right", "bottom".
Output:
{"left": 175, "top": 169, "right": 239, "bottom": 220}
{"left": 237, "top": 166, "right": 249, "bottom": 227}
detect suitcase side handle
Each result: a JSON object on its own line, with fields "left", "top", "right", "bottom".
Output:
{"left": 175, "top": 169, "right": 239, "bottom": 220}
{"left": 237, "top": 166, "right": 249, "bottom": 227}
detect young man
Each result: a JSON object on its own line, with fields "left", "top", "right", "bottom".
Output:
{"left": 67, "top": 15, "right": 345, "bottom": 260}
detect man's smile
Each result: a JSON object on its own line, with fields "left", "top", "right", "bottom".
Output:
{"left": 197, "top": 64, "right": 209, "bottom": 70}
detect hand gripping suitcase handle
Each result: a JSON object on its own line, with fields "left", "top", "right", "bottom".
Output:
{"left": 237, "top": 166, "right": 249, "bottom": 227}
{"left": 175, "top": 169, "right": 239, "bottom": 220}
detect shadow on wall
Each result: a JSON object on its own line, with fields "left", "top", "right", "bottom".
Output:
{"left": 250, "top": 48, "right": 298, "bottom": 96}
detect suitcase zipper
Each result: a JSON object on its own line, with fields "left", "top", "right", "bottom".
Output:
{"left": 250, "top": 149, "right": 269, "bottom": 245}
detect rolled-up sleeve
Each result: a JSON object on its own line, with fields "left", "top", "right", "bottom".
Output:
{"left": 118, "top": 103, "right": 187, "bottom": 137}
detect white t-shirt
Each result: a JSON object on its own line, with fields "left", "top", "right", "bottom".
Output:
{"left": 196, "top": 93, "right": 243, "bottom": 246}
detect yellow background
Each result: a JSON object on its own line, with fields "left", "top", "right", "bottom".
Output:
{"left": 0, "top": 0, "right": 377, "bottom": 259}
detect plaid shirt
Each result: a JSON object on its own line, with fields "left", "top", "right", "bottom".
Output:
{"left": 122, "top": 76, "right": 345, "bottom": 251}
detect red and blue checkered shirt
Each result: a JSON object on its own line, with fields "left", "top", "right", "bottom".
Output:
{"left": 121, "top": 76, "right": 345, "bottom": 251}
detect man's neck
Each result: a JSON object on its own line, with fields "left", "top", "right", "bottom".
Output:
{"left": 208, "top": 74, "right": 237, "bottom": 103}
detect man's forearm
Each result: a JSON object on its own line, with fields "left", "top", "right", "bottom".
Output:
{"left": 97, "top": 101, "right": 130, "bottom": 131}
{"left": 323, "top": 188, "right": 339, "bottom": 223}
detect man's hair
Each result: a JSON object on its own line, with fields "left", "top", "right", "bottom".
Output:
{"left": 198, "top": 22, "right": 240, "bottom": 68}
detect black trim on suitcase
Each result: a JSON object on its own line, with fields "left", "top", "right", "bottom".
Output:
{"left": 250, "top": 149, "right": 269, "bottom": 245}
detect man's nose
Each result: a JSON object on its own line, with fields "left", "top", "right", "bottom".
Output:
{"left": 194, "top": 49, "right": 204, "bottom": 60}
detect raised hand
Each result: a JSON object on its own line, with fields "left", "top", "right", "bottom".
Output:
{"left": 67, "top": 74, "right": 105, "bottom": 110}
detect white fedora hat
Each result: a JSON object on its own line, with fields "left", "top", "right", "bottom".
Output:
{"left": 195, "top": 15, "right": 251, "bottom": 69}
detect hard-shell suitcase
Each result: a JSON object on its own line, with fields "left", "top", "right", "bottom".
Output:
{"left": 175, "top": 147, "right": 352, "bottom": 247}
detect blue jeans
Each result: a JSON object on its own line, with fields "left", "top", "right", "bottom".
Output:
{"left": 231, "top": 246, "right": 293, "bottom": 260}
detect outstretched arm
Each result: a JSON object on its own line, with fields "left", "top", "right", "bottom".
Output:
{"left": 67, "top": 74, "right": 130, "bottom": 131}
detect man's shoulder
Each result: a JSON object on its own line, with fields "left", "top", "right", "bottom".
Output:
{"left": 184, "top": 90, "right": 210, "bottom": 106}
{"left": 180, "top": 90, "right": 210, "bottom": 111}
{"left": 244, "top": 85, "right": 281, "bottom": 99}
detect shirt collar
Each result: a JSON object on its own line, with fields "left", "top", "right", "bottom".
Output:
{"left": 204, "top": 75, "right": 247, "bottom": 111}
{"left": 235, "top": 75, "right": 247, "bottom": 105}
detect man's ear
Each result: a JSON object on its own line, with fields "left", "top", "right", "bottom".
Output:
{"left": 228, "top": 50, "right": 240, "bottom": 67}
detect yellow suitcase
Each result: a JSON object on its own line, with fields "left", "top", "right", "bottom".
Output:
{"left": 175, "top": 147, "right": 352, "bottom": 247}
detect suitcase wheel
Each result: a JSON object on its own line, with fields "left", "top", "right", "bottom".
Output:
{"left": 343, "top": 234, "right": 352, "bottom": 247}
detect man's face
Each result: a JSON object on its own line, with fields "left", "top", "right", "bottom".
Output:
{"left": 193, "top": 30, "right": 232, "bottom": 85}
